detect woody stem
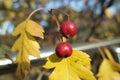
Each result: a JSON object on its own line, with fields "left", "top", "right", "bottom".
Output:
{"left": 27, "top": 8, "right": 48, "bottom": 20}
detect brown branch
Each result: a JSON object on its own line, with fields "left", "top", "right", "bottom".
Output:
{"left": 49, "top": 9, "right": 61, "bottom": 29}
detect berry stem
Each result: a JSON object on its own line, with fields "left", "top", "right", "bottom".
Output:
{"left": 52, "top": 8, "right": 70, "bottom": 21}
{"left": 27, "top": 8, "right": 48, "bottom": 20}
{"left": 49, "top": 9, "right": 61, "bottom": 29}
{"left": 61, "top": 37, "right": 67, "bottom": 42}
{"left": 49, "top": 9, "right": 70, "bottom": 42}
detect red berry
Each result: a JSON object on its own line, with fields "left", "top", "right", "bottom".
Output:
{"left": 60, "top": 21, "right": 77, "bottom": 38}
{"left": 55, "top": 42, "right": 72, "bottom": 58}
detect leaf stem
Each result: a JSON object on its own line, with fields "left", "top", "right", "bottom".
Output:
{"left": 27, "top": 8, "right": 48, "bottom": 20}
{"left": 97, "top": 47, "right": 106, "bottom": 59}
{"left": 104, "top": 48, "right": 115, "bottom": 62}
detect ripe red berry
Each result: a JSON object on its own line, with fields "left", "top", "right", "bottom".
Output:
{"left": 60, "top": 21, "right": 77, "bottom": 38}
{"left": 55, "top": 42, "right": 72, "bottom": 58}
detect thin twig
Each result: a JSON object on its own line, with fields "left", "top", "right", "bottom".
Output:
{"left": 97, "top": 47, "right": 106, "bottom": 59}
{"left": 4, "top": 53, "right": 14, "bottom": 63}
{"left": 49, "top": 9, "right": 61, "bottom": 29}
{"left": 27, "top": 8, "right": 48, "bottom": 20}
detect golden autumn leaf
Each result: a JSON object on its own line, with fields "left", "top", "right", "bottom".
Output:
{"left": 26, "top": 20, "right": 45, "bottom": 39}
{"left": 97, "top": 48, "right": 120, "bottom": 80}
{"left": 43, "top": 50, "right": 96, "bottom": 80}
{"left": 12, "top": 19, "right": 44, "bottom": 38}
{"left": 11, "top": 19, "right": 44, "bottom": 80}
{"left": 12, "top": 32, "right": 40, "bottom": 58}
{"left": 97, "top": 59, "right": 120, "bottom": 80}
{"left": 12, "top": 21, "right": 26, "bottom": 36}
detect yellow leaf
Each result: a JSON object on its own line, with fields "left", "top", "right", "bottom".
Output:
{"left": 43, "top": 53, "right": 62, "bottom": 69}
{"left": 12, "top": 19, "right": 45, "bottom": 39}
{"left": 104, "top": 48, "right": 120, "bottom": 71}
{"left": 97, "top": 48, "right": 120, "bottom": 80}
{"left": 43, "top": 50, "right": 96, "bottom": 80}
{"left": 72, "top": 50, "right": 91, "bottom": 66}
{"left": 16, "top": 62, "right": 30, "bottom": 80}
{"left": 97, "top": 59, "right": 120, "bottom": 80}
{"left": 11, "top": 19, "right": 44, "bottom": 79}
{"left": 12, "top": 21, "right": 26, "bottom": 36}
{"left": 24, "top": 33, "right": 40, "bottom": 57}
{"left": 26, "top": 19, "right": 45, "bottom": 39}
{"left": 16, "top": 51, "right": 30, "bottom": 80}
{"left": 11, "top": 36, "right": 22, "bottom": 51}
{"left": 12, "top": 32, "right": 40, "bottom": 58}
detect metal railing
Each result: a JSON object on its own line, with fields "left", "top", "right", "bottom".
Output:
{"left": 0, "top": 37, "right": 120, "bottom": 70}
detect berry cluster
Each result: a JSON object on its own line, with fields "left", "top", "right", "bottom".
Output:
{"left": 55, "top": 21, "right": 77, "bottom": 58}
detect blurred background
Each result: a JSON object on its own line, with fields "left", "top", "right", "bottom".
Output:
{"left": 0, "top": 0, "right": 120, "bottom": 80}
